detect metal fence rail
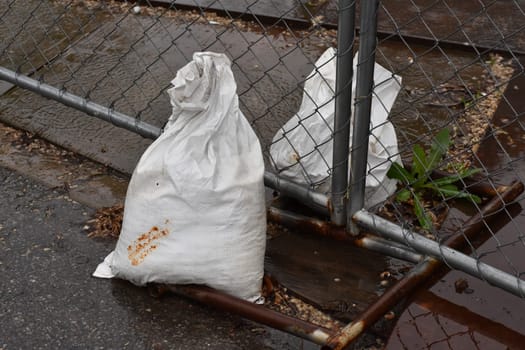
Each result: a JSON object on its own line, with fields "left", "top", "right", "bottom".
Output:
{"left": 1, "top": 0, "right": 525, "bottom": 348}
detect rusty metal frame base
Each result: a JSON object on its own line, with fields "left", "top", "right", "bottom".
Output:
{"left": 144, "top": 181, "right": 523, "bottom": 350}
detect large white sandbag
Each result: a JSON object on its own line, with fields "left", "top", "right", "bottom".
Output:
{"left": 269, "top": 48, "right": 402, "bottom": 208}
{"left": 94, "top": 52, "right": 267, "bottom": 301}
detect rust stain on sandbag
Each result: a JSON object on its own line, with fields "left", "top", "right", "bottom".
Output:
{"left": 127, "top": 225, "right": 169, "bottom": 266}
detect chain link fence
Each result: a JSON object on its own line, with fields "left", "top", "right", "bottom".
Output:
{"left": 1, "top": 0, "right": 525, "bottom": 347}
{"left": 372, "top": 0, "right": 525, "bottom": 290}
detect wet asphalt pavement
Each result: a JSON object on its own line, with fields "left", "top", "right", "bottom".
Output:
{"left": 0, "top": 165, "right": 307, "bottom": 350}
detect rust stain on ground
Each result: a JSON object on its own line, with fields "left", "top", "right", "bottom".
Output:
{"left": 127, "top": 225, "right": 169, "bottom": 266}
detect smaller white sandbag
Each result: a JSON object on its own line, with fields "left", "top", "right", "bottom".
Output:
{"left": 93, "top": 52, "right": 267, "bottom": 301}
{"left": 269, "top": 48, "right": 402, "bottom": 208}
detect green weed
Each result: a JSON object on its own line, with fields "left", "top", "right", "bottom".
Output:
{"left": 387, "top": 129, "right": 481, "bottom": 230}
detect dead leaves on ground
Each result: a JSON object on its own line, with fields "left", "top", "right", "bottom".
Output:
{"left": 85, "top": 204, "right": 123, "bottom": 239}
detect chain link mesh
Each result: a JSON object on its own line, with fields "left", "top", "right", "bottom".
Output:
{"left": 374, "top": 0, "right": 525, "bottom": 283}
{"left": 0, "top": 0, "right": 341, "bottom": 173}
{"left": 1, "top": 0, "right": 525, "bottom": 345}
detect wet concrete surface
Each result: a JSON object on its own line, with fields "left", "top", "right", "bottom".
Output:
{"left": 2, "top": 1, "right": 519, "bottom": 173}
{"left": 0, "top": 0, "right": 520, "bottom": 173}
{"left": 155, "top": 0, "right": 338, "bottom": 29}
{"left": 0, "top": 163, "right": 319, "bottom": 350}
{"left": 0, "top": 0, "right": 332, "bottom": 173}
{"left": 164, "top": 0, "right": 525, "bottom": 52}
{"left": 378, "top": 0, "right": 525, "bottom": 53}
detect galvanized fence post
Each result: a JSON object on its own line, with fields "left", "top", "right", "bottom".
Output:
{"left": 347, "top": 0, "right": 379, "bottom": 234}
{"left": 330, "top": 0, "right": 356, "bottom": 226}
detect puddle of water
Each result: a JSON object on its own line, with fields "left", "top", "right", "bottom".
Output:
{"left": 69, "top": 173, "right": 128, "bottom": 207}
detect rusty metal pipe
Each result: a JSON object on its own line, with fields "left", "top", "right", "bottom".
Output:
{"left": 323, "top": 181, "right": 524, "bottom": 350}
{"left": 268, "top": 206, "right": 423, "bottom": 263}
{"left": 162, "top": 284, "right": 336, "bottom": 346}
{"left": 268, "top": 206, "right": 348, "bottom": 240}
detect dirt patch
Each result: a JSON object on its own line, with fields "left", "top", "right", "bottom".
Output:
{"left": 450, "top": 54, "right": 515, "bottom": 166}
{"left": 262, "top": 276, "right": 343, "bottom": 330}
{"left": 5, "top": 125, "right": 82, "bottom": 164}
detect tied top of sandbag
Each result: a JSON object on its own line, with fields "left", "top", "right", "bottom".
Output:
{"left": 165, "top": 52, "right": 235, "bottom": 129}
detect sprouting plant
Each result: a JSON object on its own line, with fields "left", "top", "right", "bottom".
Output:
{"left": 387, "top": 129, "right": 481, "bottom": 230}
{"left": 461, "top": 91, "right": 484, "bottom": 109}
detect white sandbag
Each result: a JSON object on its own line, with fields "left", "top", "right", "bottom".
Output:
{"left": 93, "top": 52, "right": 267, "bottom": 301}
{"left": 269, "top": 48, "right": 402, "bottom": 208}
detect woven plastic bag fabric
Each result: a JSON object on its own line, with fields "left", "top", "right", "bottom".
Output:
{"left": 94, "top": 52, "right": 267, "bottom": 301}
{"left": 269, "top": 48, "right": 402, "bottom": 208}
